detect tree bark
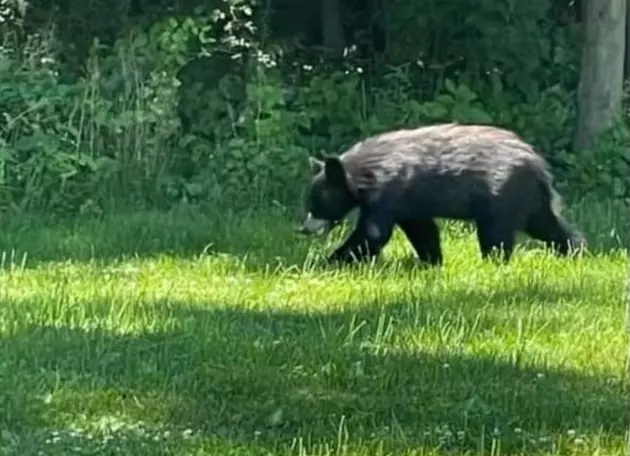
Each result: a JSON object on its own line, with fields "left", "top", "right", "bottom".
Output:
{"left": 625, "top": 0, "right": 630, "bottom": 79}
{"left": 321, "top": 0, "right": 345, "bottom": 57}
{"left": 574, "top": 0, "right": 627, "bottom": 151}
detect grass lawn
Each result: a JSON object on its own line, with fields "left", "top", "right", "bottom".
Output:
{"left": 0, "top": 199, "right": 628, "bottom": 455}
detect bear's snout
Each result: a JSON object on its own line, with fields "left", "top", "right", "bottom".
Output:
{"left": 296, "top": 213, "right": 332, "bottom": 236}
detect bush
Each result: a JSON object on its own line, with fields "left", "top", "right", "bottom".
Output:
{"left": 0, "top": 0, "right": 627, "bottom": 215}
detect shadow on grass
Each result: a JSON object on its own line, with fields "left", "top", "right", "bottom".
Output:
{"left": 0, "top": 198, "right": 627, "bottom": 271}
{"left": 1, "top": 288, "right": 627, "bottom": 454}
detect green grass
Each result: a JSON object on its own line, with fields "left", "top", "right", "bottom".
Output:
{"left": 0, "top": 199, "right": 628, "bottom": 455}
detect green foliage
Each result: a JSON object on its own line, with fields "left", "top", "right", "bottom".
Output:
{"left": 0, "top": 0, "right": 626, "bottom": 213}
{"left": 0, "top": 31, "right": 118, "bottom": 212}
{"left": 555, "top": 120, "right": 630, "bottom": 200}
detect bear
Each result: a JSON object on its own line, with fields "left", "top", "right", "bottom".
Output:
{"left": 296, "top": 122, "right": 586, "bottom": 266}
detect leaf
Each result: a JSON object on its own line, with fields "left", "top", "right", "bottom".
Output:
{"left": 454, "top": 83, "right": 478, "bottom": 103}
{"left": 0, "top": 147, "right": 16, "bottom": 162}
{"left": 77, "top": 154, "right": 98, "bottom": 171}
{"left": 184, "top": 182, "right": 203, "bottom": 196}
{"left": 444, "top": 78, "right": 457, "bottom": 95}
{"left": 60, "top": 169, "right": 78, "bottom": 180}
{"left": 466, "top": 106, "right": 493, "bottom": 124}
{"left": 451, "top": 104, "right": 469, "bottom": 123}
{"left": 13, "top": 135, "right": 41, "bottom": 152}
{"left": 435, "top": 94, "right": 454, "bottom": 105}
{"left": 267, "top": 408, "right": 283, "bottom": 426}
{"left": 178, "top": 134, "right": 198, "bottom": 148}
{"left": 420, "top": 101, "right": 449, "bottom": 119}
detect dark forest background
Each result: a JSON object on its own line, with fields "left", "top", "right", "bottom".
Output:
{"left": 0, "top": 0, "right": 628, "bottom": 215}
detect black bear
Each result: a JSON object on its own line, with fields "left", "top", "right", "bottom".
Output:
{"left": 297, "top": 123, "right": 586, "bottom": 265}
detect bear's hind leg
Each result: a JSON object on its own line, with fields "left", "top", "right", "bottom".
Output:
{"left": 328, "top": 208, "right": 395, "bottom": 264}
{"left": 475, "top": 218, "right": 517, "bottom": 263}
{"left": 397, "top": 218, "right": 443, "bottom": 266}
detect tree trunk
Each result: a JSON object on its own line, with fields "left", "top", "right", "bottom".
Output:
{"left": 574, "top": 0, "right": 627, "bottom": 151}
{"left": 626, "top": 0, "right": 630, "bottom": 79}
{"left": 321, "top": 0, "right": 345, "bottom": 57}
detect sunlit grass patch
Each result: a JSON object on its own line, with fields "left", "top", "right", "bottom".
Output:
{"left": 0, "top": 199, "right": 627, "bottom": 455}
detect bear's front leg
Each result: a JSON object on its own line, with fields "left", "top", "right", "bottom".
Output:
{"left": 328, "top": 209, "right": 395, "bottom": 265}
{"left": 397, "top": 218, "right": 443, "bottom": 266}
{"left": 328, "top": 229, "right": 367, "bottom": 264}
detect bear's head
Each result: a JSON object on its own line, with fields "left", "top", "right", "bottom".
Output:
{"left": 297, "top": 155, "right": 357, "bottom": 236}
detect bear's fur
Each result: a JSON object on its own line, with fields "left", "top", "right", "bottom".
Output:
{"left": 297, "top": 123, "right": 586, "bottom": 265}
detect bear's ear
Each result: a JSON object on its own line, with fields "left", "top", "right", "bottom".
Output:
{"left": 309, "top": 156, "right": 324, "bottom": 175}
{"left": 324, "top": 157, "right": 348, "bottom": 189}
